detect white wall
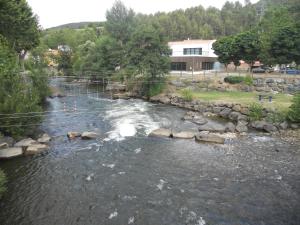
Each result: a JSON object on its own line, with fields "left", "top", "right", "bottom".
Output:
{"left": 169, "top": 41, "right": 217, "bottom": 58}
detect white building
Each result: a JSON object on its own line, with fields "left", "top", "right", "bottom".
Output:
{"left": 168, "top": 39, "right": 218, "bottom": 71}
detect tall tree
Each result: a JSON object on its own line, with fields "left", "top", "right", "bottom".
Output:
{"left": 234, "top": 30, "right": 261, "bottom": 69}
{"left": 105, "top": 0, "right": 135, "bottom": 45}
{"left": 0, "top": 0, "right": 40, "bottom": 69}
{"left": 127, "top": 24, "right": 171, "bottom": 97}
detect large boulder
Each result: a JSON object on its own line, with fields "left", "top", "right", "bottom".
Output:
{"left": 236, "top": 121, "right": 248, "bottom": 133}
{"left": 15, "top": 138, "right": 37, "bottom": 148}
{"left": 37, "top": 134, "right": 51, "bottom": 144}
{"left": 219, "top": 108, "right": 232, "bottom": 118}
{"left": 81, "top": 132, "right": 100, "bottom": 140}
{"left": 251, "top": 121, "right": 267, "bottom": 130}
{"left": 263, "top": 123, "right": 278, "bottom": 133}
{"left": 67, "top": 132, "right": 81, "bottom": 139}
{"left": 149, "top": 128, "right": 172, "bottom": 138}
{"left": 198, "top": 122, "right": 226, "bottom": 133}
{"left": 225, "top": 122, "right": 236, "bottom": 133}
{"left": 25, "top": 144, "right": 49, "bottom": 156}
{"left": 228, "top": 111, "right": 243, "bottom": 121}
{"left": 195, "top": 133, "right": 225, "bottom": 144}
{"left": 172, "top": 131, "right": 195, "bottom": 139}
{"left": 0, "top": 147, "right": 23, "bottom": 159}
{"left": 279, "top": 121, "right": 288, "bottom": 130}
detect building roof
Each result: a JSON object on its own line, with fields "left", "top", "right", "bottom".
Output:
{"left": 168, "top": 39, "right": 216, "bottom": 46}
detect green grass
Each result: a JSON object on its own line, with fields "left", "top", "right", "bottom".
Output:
{"left": 179, "top": 90, "right": 293, "bottom": 110}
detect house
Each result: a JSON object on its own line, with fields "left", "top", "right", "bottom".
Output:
{"left": 168, "top": 39, "right": 218, "bottom": 71}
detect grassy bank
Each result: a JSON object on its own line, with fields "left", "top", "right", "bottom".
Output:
{"left": 179, "top": 90, "right": 293, "bottom": 110}
{"left": 0, "top": 169, "right": 6, "bottom": 198}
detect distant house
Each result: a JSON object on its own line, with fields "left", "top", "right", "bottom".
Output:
{"left": 168, "top": 39, "right": 218, "bottom": 71}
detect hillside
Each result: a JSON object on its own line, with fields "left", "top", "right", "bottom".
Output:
{"left": 47, "top": 21, "right": 104, "bottom": 30}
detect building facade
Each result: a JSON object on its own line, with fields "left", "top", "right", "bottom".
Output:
{"left": 168, "top": 39, "right": 218, "bottom": 71}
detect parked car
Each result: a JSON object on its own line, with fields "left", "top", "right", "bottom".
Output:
{"left": 252, "top": 66, "right": 274, "bottom": 73}
{"left": 280, "top": 68, "right": 300, "bottom": 75}
{"left": 252, "top": 67, "right": 265, "bottom": 73}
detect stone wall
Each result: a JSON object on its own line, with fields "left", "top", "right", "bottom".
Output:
{"left": 149, "top": 94, "right": 299, "bottom": 133}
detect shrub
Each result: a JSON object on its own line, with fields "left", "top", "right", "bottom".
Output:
{"left": 0, "top": 169, "right": 6, "bottom": 198}
{"left": 267, "top": 110, "right": 288, "bottom": 123}
{"left": 148, "top": 82, "right": 166, "bottom": 97}
{"left": 244, "top": 75, "right": 253, "bottom": 86}
{"left": 287, "top": 93, "right": 300, "bottom": 123}
{"left": 224, "top": 76, "right": 245, "bottom": 84}
{"left": 181, "top": 88, "right": 193, "bottom": 101}
{"left": 249, "top": 103, "right": 264, "bottom": 121}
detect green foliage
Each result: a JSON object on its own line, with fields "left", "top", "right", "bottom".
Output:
{"left": 105, "top": 0, "right": 135, "bottom": 45}
{"left": 0, "top": 169, "right": 6, "bottom": 198}
{"left": 224, "top": 76, "right": 245, "bottom": 84}
{"left": 0, "top": 0, "right": 40, "bottom": 53}
{"left": 148, "top": 81, "right": 166, "bottom": 97}
{"left": 213, "top": 36, "right": 240, "bottom": 68}
{"left": 127, "top": 23, "right": 171, "bottom": 98}
{"left": 267, "top": 110, "right": 288, "bottom": 123}
{"left": 269, "top": 24, "right": 300, "bottom": 65}
{"left": 287, "top": 93, "right": 300, "bottom": 123}
{"left": 234, "top": 30, "right": 261, "bottom": 67}
{"left": 249, "top": 103, "right": 264, "bottom": 121}
{"left": 181, "top": 89, "right": 193, "bottom": 101}
{"left": 57, "top": 49, "right": 73, "bottom": 76}
{"left": 0, "top": 35, "right": 45, "bottom": 138}
{"left": 244, "top": 75, "right": 253, "bottom": 86}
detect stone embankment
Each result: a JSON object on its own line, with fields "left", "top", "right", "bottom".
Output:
{"left": 149, "top": 94, "right": 299, "bottom": 133}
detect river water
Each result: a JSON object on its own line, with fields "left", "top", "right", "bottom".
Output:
{"left": 0, "top": 79, "right": 299, "bottom": 225}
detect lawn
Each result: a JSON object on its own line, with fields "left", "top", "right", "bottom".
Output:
{"left": 180, "top": 90, "right": 293, "bottom": 111}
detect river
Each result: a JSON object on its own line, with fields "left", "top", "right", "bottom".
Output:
{"left": 0, "top": 78, "right": 299, "bottom": 225}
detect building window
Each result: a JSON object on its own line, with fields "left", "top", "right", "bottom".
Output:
{"left": 202, "top": 62, "right": 214, "bottom": 70}
{"left": 183, "top": 48, "right": 202, "bottom": 55}
{"left": 171, "top": 62, "right": 187, "bottom": 71}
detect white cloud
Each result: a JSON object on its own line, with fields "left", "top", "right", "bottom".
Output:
{"left": 27, "top": 0, "right": 259, "bottom": 29}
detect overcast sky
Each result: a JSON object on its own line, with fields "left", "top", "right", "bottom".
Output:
{"left": 27, "top": 0, "right": 259, "bottom": 29}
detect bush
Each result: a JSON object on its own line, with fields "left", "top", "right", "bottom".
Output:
{"left": 0, "top": 169, "right": 6, "bottom": 198}
{"left": 249, "top": 103, "right": 264, "bottom": 121}
{"left": 267, "top": 110, "right": 288, "bottom": 123}
{"left": 224, "top": 76, "right": 245, "bottom": 84}
{"left": 181, "top": 88, "right": 193, "bottom": 101}
{"left": 148, "top": 82, "right": 166, "bottom": 97}
{"left": 244, "top": 75, "right": 253, "bottom": 85}
{"left": 287, "top": 93, "right": 300, "bottom": 123}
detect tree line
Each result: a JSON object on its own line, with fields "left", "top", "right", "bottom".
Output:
{"left": 213, "top": 0, "right": 300, "bottom": 69}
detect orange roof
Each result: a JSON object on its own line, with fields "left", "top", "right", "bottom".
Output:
{"left": 168, "top": 39, "right": 216, "bottom": 45}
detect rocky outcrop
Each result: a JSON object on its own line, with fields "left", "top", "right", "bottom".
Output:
{"left": 81, "top": 132, "right": 100, "bottom": 140}
{"left": 195, "top": 133, "right": 225, "bottom": 144}
{"left": 172, "top": 131, "right": 195, "bottom": 139}
{"left": 149, "top": 128, "right": 172, "bottom": 138}
{"left": 67, "top": 132, "right": 81, "bottom": 139}
{"left": 0, "top": 147, "right": 23, "bottom": 159}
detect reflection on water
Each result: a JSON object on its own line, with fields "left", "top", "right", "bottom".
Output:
{"left": 0, "top": 79, "right": 299, "bottom": 225}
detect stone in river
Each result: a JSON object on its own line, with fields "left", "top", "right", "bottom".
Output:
{"left": 0, "top": 147, "right": 23, "bottom": 159}
{"left": 149, "top": 128, "right": 172, "bottom": 138}
{"left": 172, "top": 131, "right": 195, "bottom": 139}
{"left": 67, "top": 132, "right": 81, "bottom": 139}
{"left": 25, "top": 144, "right": 49, "bottom": 156}
{"left": 14, "top": 138, "right": 37, "bottom": 148}
{"left": 195, "top": 133, "right": 225, "bottom": 144}
{"left": 81, "top": 132, "right": 100, "bottom": 140}
{"left": 37, "top": 134, "right": 51, "bottom": 144}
